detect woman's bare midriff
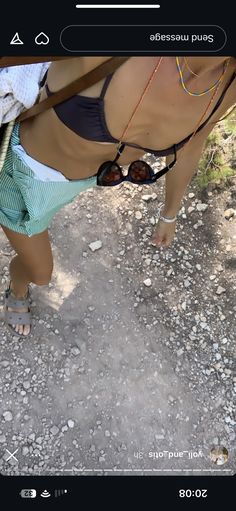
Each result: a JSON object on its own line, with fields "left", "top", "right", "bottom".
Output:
{"left": 19, "top": 56, "right": 236, "bottom": 181}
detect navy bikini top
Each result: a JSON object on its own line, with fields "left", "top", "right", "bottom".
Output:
{"left": 45, "top": 70, "right": 236, "bottom": 157}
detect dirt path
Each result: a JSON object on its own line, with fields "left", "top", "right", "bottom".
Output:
{"left": 0, "top": 172, "right": 235, "bottom": 476}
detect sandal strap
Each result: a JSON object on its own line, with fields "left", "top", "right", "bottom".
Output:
{"left": 5, "top": 288, "right": 30, "bottom": 308}
{"left": 5, "top": 310, "right": 32, "bottom": 325}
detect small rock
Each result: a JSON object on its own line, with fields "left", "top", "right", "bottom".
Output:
{"left": 224, "top": 208, "right": 235, "bottom": 220}
{"left": 68, "top": 420, "right": 75, "bottom": 429}
{"left": 135, "top": 211, "right": 142, "bottom": 220}
{"left": 187, "top": 206, "right": 195, "bottom": 213}
{"left": 23, "top": 381, "right": 30, "bottom": 390}
{"left": 50, "top": 426, "right": 59, "bottom": 436}
{"left": 216, "top": 286, "right": 226, "bottom": 295}
{"left": 188, "top": 193, "right": 195, "bottom": 198}
{"left": 105, "top": 430, "right": 111, "bottom": 437}
{"left": 196, "top": 203, "right": 208, "bottom": 212}
{"left": 196, "top": 264, "right": 201, "bottom": 271}
{"left": 221, "top": 338, "right": 228, "bottom": 344}
{"left": 141, "top": 193, "right": 157, "bottom": 202}
{"left": 215, "top": 353, "right": 221, "bottom": 360}
{"left": 22, "top": 446, "right": 29, "bottom": 456}
{"left": 3, "top": 411, "right": 13, "bottom": 422}
{"left": 0, "top": 435, "right": 6, "bottom": 443}
{"left": 143, "top": 278, "right": 152, "bottom": 287}
{"left": 210, "top": 275, "right": 216, "bottom": 281}
{"left": 71, "top": 347, "right": 80, "bottom": 356}
{"left": 89, "top": 240, "right": 103, "bottom": 252}
{"left": 1, "top": 360, "right": 9, "bottom": 367}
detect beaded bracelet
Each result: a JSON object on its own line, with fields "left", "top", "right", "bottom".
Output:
{"left": 158, "top": 203, "right": 177, "bottom": 223}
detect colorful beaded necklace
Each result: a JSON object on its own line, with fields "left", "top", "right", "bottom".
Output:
{"left": 176, "top": 56, "right": 230, "bottom": 97}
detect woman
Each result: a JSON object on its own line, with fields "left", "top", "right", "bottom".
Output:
{"left": 1, "top": 56, "right": 236, "bottom": 337}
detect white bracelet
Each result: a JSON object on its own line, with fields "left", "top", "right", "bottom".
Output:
{"left": 158, "top": 204, "right": 177, "bottom": 223}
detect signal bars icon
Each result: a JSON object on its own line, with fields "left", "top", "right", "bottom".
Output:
{"left": 55, "top": 489, "right": 68, "bottom": 498}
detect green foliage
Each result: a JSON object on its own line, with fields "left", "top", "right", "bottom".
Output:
{"left": 195, "top": 111, "right": 236, "bottom": 189}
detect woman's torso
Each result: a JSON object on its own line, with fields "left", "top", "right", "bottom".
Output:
{"left": 20, "top": 56, "right": 236, "bottom": 180}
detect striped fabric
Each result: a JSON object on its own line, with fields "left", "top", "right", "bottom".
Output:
{"left": 0, "top": 123, "right": 97, "bottom": 237}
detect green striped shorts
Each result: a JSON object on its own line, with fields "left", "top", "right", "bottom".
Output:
{"left": 0, "top": 123, "right": 97, "bottom": 237}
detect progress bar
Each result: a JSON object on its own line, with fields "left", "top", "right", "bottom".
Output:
{"left": 76, "top": 4, "right": 161, "bottom": 8}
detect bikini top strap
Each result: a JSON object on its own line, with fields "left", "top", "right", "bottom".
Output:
{"left": 99, "top": 73, "right": 114, "bottom": 99}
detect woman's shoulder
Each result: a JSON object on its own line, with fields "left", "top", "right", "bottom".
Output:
{"left": 46, "top": 56, "right": 115, "bottom": 91}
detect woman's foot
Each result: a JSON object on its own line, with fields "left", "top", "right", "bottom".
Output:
{"left": 5, "top": 282, "right": 31, "bottom": 336}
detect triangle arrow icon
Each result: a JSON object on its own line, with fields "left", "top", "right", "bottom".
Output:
{"left": 10, "top": 32, "right": 24, "bottom": 45}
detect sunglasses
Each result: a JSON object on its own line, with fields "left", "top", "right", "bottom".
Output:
{"left": 96, "top": 143, "right": 177, "bottom": 186}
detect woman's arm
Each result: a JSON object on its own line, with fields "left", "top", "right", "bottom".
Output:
{"left": 162, "top": 123, "right": 214, "bottom": 217}
{"left": 163, "top": 74, "right": 236, "bottom": 217}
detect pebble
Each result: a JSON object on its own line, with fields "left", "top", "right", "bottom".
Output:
{"left": 196, "top": 264, "right": 201, "bottom": 271}
{"left": 22, "top": 446, "right": 29, "bottom": 456}
{"left": 224, "top": 208, "right": 235, "bottom": 220}
{"left": 187, "top": 206, "right": 195, "bottom": 214}
{"left": 196, "top": 203, "right": 208, "bottom": 212}
{"left": 105, "top": 430, "right": 111, "bottom": 437}
{"left": 216, "top": 286, "right": 226, "bottom": 295}
{"left": 141, "top": 193, "right": 157, "bottom": 201}
{"left": 23, "top": 381, "right": 30, "bottom": 390}
{"left": 215, "top": 353, "right": 221, "bottom": 360}
{"left": 135, "top": 211, "right": 142, "bottom": 220}
{"left": 210, "top": 275, "right": 216, "bottom": 280}
{"left": 71, "top": 347, "right": 80, "bottom": 356}
{"left": 50, "top": 426, "right": 59, "bottom": 436}
{"left": 68, "top": 420, "right": 75, "bottom": 429}
{"left": 143, "top": 278, "right": 152, "bottom": 287}
{"left": 0, "top": 434, "right": 6, "bottom": 443}
{"left": 1, "top": 361, "right": 9, "bottom": 367}
{"left": 3, "top": 411, "right": 13, "bottom": 422}
{"left": 221, "top": 338, "right": 228, "bottom": 344}
{"left": 89, "top": 240, "right": 103, "bottom": 252}
{"left": 188, "top": 193, "right": 195, "bottom": 198}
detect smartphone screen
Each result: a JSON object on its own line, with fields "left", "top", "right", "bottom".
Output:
{"left": 0, "top": 1, "right": 235, "bottom": 506}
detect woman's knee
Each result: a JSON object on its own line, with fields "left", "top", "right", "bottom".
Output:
{"left": 29, "top": 265, "right": 53, "bottom": 286}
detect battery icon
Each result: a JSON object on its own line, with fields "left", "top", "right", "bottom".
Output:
{"left": 20, "top": 489, "right": 37, "bottom": 498}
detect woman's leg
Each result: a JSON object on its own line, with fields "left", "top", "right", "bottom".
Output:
{"left": 0, "top": 225, "right": 53, "bottom": 336}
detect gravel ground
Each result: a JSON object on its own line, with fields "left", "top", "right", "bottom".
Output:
{"left": 0, "top": 160, "right": 235, "bottom": 476}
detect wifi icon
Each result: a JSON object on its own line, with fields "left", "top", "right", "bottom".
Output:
{"left": 55, "top": 489, "right": 68, "bottom": 498}
{"left": 40, "top": 490, "right": 51, "bottom": 498}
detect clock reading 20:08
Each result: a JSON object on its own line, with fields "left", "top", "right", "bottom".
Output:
{"left": 179, "top": 489, "right": 207, "bottom": 498}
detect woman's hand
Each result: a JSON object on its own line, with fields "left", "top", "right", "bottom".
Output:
{"left": 151, "top": 218, "right": 177, "bottom": 248}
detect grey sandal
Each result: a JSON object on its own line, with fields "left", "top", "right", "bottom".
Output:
{"left": 4, "top": 281, "right": 32, "bottom": 337}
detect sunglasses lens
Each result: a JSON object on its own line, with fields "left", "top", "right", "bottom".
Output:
{"left": 101, "top": 163, "right": 122, "bottom": 184}
{"left": 129, "top": 161, "right": 151, "bottom": 181}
